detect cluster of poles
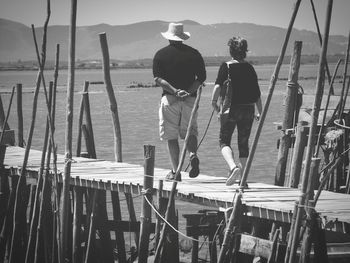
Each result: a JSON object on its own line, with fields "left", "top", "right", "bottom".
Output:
{"left": 0, "top": 0, "right": 350, "bottom": 262}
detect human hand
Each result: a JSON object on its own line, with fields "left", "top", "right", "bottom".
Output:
{"left": 175, "top": 89, "right": 190, "bottom": 98}
{"left": 212, "top": 100, "right": 220, "bottom": 113}
{"left": 254, "top": 113, "right": 261, "bottom": 121}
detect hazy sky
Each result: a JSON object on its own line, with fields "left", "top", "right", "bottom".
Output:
{"left": 1, "top": 0, "right": 349, "bottom": 36}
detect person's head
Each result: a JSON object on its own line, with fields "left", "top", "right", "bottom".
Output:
{"left": 161, "top": 22, "right": 190, "bottom": 43}
{"left": 228, "top": 36, "right": 248, "bottom": 60}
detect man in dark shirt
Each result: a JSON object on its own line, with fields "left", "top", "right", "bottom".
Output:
{"left": 153, "top": 22, "right": 206, "bottom": 181}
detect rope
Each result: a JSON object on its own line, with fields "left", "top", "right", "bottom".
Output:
{"left": 334, "top": 119, "right": 350, "bottom": 130}
{"left": 144, "top": 195, "right": 229, "bottom": 244}
{"left": 185, "top": 108, "right": 215, "bottom": 172}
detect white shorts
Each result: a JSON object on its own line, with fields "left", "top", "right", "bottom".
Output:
{"left": 159, "top": 94, "right": 198, "bottom": 140}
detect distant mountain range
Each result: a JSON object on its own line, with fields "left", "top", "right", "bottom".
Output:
{"left": 0, "top": 18, "right": 348, "bottom": 62}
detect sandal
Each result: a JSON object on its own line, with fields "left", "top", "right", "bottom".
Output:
{"left": 226, "top": 166, "right": 241, "bottom": 186}
{"left": 189, "top": 154, "right": 200, "bottom": 178}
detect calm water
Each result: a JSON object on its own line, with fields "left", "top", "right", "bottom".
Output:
{"left": 0, "top": 64, "right": 344, "bottom": 184}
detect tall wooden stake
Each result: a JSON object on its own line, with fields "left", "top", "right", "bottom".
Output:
{"left": 275, "top": 41, "right": 302, "bottom": 186}
{"left": 240, "top": 0, "right": 302, "bottom": 187}
{"left": 138, "top": 145, "right": 155, "bottom": 263}
{"left": 16, "top": 84, "right": 24, "bottom": 147}
{"left": 288, "top": 1, "right": 333, "bottom": 262}
{"left": 61, "top": 0, "right": 77, "bottom": 261}
{"left": 99, "top": 32, "right": 123, "bottom": 162}
{"left": 0, "top": 86, "right": 15, "bottom": 145}
{"left": 154, "top": 86, "right": 202, "bottom": 262}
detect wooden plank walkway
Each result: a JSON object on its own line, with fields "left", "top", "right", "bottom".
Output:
{"left": 4, "top": 146, "right": 350, "bottom": 234}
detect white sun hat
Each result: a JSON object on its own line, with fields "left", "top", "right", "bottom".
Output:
{"left": 161, "top": 23, "right": 190, "bottom": 41}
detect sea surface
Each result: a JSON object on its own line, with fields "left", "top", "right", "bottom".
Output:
{"left": 0, "top": 64, "right": 345, "bottom": 184}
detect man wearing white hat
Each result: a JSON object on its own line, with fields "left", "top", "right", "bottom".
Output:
{"left": 153, "top": 22, "right": 206, "bottom": 181}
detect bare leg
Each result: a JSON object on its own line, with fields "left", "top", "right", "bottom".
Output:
{"left": 186, "top": 134, "right": 198, "bottom": 156}
{"left": 239, "top": 157, "right": 247, "bottom": 170}
{"left": 167, "top": 139, "right": 180, "bottom": 172}
{"left": 221, "top": 146, "right": 238, "bottom": 171}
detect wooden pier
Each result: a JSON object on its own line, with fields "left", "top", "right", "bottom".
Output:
{"left": 4, "top": 145, "right": 350, "bottom": 234}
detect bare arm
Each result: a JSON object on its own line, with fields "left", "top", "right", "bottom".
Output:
{"left": 154, "top": 77, "right": 189, "bottom": 97}
{"left": 211, "top": 84, "right": 221, "bottom": 113}
{"left": 255, "top": 97, "right": 262, "bottom": 121}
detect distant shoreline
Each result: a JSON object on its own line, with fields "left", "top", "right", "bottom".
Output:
{"left": 0, "top": 54, "right": 345, "bottom": 71}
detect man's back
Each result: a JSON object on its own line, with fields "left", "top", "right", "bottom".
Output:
{"left": 153, "top": 42, "right": 206, "bottom": 93}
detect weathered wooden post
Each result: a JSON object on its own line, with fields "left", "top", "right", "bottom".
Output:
{"left": 288, "top": 1, "right": 333, "bottom": 262}
{"left": 289, "top": 122, "right": 308, "bottom": 188}
{"left": 0, "top": 86, "right": 15, "bottom": 146}
{"left": 99, "top": 32, "right": 122, "bottom": 162}
{"left": 240, "top": 0, "right": 302, "bottom": 187}
{"left": 275, "top": 41, "right": 302, "bottom": 186}
{"left": 138, "top": 145, "right": 155, "bottom": 263}
{"left": 125, "top": 190, "right": 140, "bottom": 252}
{"left": 0, "top": 95, "right": 10, "bottom": 131}
{"left": 61, "top": 0, "right": 77, "bottom": 261}
{"left": 110, "top": 188, "right": 127, "bottom": 262}
{"left": 16, "top": 84, "right": 23, "bottom": 147}
{"left": 76, "top": 85, "right": 85, "bottom": 157}
{"left": 0, "top": 145, "right": 9, "bottom": 228}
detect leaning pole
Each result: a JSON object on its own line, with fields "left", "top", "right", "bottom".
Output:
{"left": 61, "top": 0, "right": 77, "bottom": 261}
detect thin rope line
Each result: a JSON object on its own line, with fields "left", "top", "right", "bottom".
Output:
{"left": 334, "top": 119, "right": 350, "bottom": 130}
{"left": 144, "top": 195, "right": 229, "bottom": 244}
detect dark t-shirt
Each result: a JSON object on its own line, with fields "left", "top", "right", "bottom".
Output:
{"left": 153, "top": 42, "right": 206, "bottom": 96}
{"left": 215, "top": 61, "right": 261, "bottom": 105}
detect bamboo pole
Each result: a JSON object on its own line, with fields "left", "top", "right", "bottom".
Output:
{"left": 34, "top": 84, "right": 54, "bottom": 263}
{"left": 85, "top": 190, "right": 98, "bottom": 263}
{"left": 99, "top": 32, "right": 122, "bottom": 162}
{"left": 16, "top": 83, "right": 24, "bottom": 147}
{"left": 284, "top": 201, "right": 298, "bottom": 263}
{"left": 0, "top": 145, "right": 9, "bottom": 228}
{"left": 0, "top": 86, "right": 15, "bottom": 145}
{"left": 61, "top": 0, "right": 77, "bottom": 261}
{"left": 275, "top": 41, "right": 302, "bottom": 186}
{"left": 288, "top": 1, "right": 333, "bottom": 262}
{"left": 25, "top": 83, "right": 53, "bottom": 263}
{"left": 154, "top": 180, "right": 164, "bottom": 249}
{"left": 315, "top": 59, "right": 343, "bottom": 156}
{"left": 72, "top": 185, "right": 83, "bottom": 263}
{"left": 339, "top": 30, "right": 350, "bottom": 117}
{"left": 299, "top": 201, "right": 317, "bottom": 263}
{"left": 0, "top": 174, "right": 18, "bottom": 261}
{"left": 268, "top": 229, "right": 280, "bottom": 263}
{"left": 154, "top": 86, "right": 202, "bottom": 263}
{"left": 240, "top": 0, "right": 302, "bottom": 188}
{"left": 138, "top": 145, "right": 155, "bottom": 263}
{"left": 217, "top": 193, "right": 243, "bottom": 263}
{"left": 309, "top": 0, "right": 334, "bottom": 95}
